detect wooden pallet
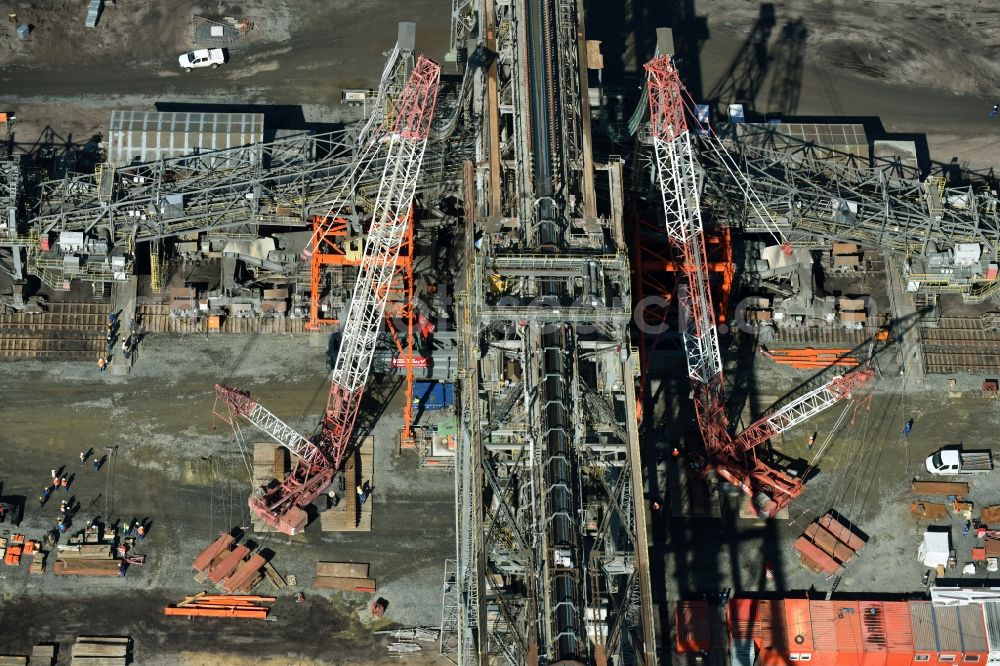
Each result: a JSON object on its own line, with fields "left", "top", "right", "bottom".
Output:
{"left": 320, "top": 436, "right": 374, "bottom": 532}
{"left": 912, "top": 480, "right": 970, "bottom": 496}
{"left": 312, "top": 576, "right": 376, "bottom": 592}
{"left": 317, "top": 561, "right": 369, "bottom": 578}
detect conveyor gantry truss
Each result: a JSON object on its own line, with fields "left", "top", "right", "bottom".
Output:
{"left": 14, "top": 98, "right": 465, "bottom": 288}
{"left": 443, "top": 0, "right": 656, "bottom": 664}
{"left": 698, "top": 123, "right": 1000, "bottom": 303}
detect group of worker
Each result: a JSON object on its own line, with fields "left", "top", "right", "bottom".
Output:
{"left": 97, "top": 311, "right": 142, "bottom": 372}
{"left": 39, "top": 473, "right": 71, "bottom": 505}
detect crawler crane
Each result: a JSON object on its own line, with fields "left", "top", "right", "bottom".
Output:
{"left": 645, "top": 53, "right": 875, "bottom": 515}
{"left": 214, "top": 56, "right": 441, "bottom": 534}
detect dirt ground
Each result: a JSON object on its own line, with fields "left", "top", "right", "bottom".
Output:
{"left": 0, "top": 0, "right": 452, "bottom": 149}
{"left": 0, "top": 333, "right": 454, "bottom": 664}
{"left": 2, "top": 0, "right": 1000, "bottom": 662}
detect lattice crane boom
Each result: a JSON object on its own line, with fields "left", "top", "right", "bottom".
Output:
{"left": 213, "top": 384, "right": 319, "bottom": 465}
{"left": 646, "top": 56, "right": 723, "bottom": 389}
{"left": 645, "top": 53, "right": 876, "bottom": 516}
{"left": 732, "top": 367, "right": 876, "bottom": 455}
{"left": 214, "top": 56, "right": 441, "bottom": 535}
{"left": 254, "top": 56, "right": 440, "bottom": 534}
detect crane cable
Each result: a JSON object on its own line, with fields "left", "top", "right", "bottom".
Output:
{"left": 677, "top": 86, "right": 790, "bottom": 249}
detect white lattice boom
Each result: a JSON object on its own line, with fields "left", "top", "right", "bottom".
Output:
{"left": 647, "top": 58, "right": 723, "bottom": 389}
{"left": 732, "top": 368, "right": 876, "bottom": 454}
{"left": 213, "top": 385, "right": 315, "bottom": 464}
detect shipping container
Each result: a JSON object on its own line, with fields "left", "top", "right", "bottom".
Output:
{"left": 675, "top": 601, "right": 711, "bottom": 653}
{"left": 414, "top": 381, "right": 455, "bottom": 410}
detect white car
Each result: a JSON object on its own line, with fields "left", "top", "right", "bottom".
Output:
{"left": 178, "top": 48, "right": 225, "bottom": 72}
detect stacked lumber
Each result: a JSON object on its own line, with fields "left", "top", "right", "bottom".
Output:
{"left": 263, "top": 560, "right": 287, "bottom": 589}
{"left": 981, "top": 505, "right": 1000, "bottom": 526}
{"left": 274, "top": 446, "right": 288, "bottom": 482}
{"left": 56, "top": 542, "right": 123, "bottom": 576}
{"left": 320, "top": 436, "right": 374, "bottom": 532}
{"left": 30, "top": 644, "right": 55, "bottom": 666}
{"left": 54, "top": 558, "right": 121, "bottom": 576}
{"left": 70, "top": 636, "right": 130, "bottom": 666}
{"left": 762, "top": 347, "right": 858, "bottom": 369}
{"left": 165, "top": 593, "right": 273, "bottom": 619}
{"left": 313, "top": 561, "right": 376, "bottom": 592}
{"left": 0, "top": 656, "right": 27, "bottom": 665}
{"left": 252, "top": 442, "right": 279, "bottom": 488}
{"left": 251, "top": 442, "right": 290, "bottom": 532}
{"left": 28, "top": 549, "right": 46, "bottom": 574}
{"left": 793, "top": 512, "right": 867, "bottom": 574}
{"left": 911, "top": 501, "right": 949, "bottom": 520}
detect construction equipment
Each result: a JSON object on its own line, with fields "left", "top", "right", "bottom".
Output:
{"left": 370, "top": 597, "right": 388, "bottom": 618}
{"left": 645, "top": 53, "right": 876, "bottom": 516}
{"left": 213, "top": 56, "right": 442, "bottom": 534}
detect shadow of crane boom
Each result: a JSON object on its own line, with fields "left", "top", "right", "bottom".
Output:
{"left": 766, "top": 19, "right": 809, "bottom": 116}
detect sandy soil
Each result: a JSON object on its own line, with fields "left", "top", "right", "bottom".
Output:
{"left": 586, "top": 0, "right": 1000, "bottom": 172}
{"left": 695, "top": 0, "right": 1000, "bottom": 98}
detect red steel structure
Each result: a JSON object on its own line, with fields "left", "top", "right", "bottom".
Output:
{"left": 716, "top": 598, "right": 993, "bottom": 666}
{"left": 644, "top": 53, "right": 875, "bottom": 516}
{"left": 215, "top": 56, "right": 441, "bottom": 534}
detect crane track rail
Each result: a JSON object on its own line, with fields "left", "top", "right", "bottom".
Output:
{"left": 920, "top": 317, "right": 1000, "bottom": 374}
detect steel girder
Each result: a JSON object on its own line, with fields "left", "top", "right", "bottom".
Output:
{"left": 698, "top": 129, "right": 1000, "bottom": 260}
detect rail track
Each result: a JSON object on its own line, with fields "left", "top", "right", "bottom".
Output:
{"left": 921, "top": 317, "right": 1000, "bottom": 374}
{"left": 0, "top": 301, "right": 310, "bottom": 360}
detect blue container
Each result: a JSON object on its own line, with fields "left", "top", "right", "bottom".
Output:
{"left": 16, "top": 24, "right": 29, "bottom": 40}
{"left": 414, "top": 381, "right": 455, "bottom": 410}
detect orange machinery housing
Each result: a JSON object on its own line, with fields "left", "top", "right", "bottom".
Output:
{"left": 678, "top": 598, "right": 997, "bottom": 666}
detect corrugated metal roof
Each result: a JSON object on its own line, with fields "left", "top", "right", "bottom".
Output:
{"left": 880, "top": 602, "right": 915, "bottom": 652}
{"left": 808, "top": 601, "right": 841, "bottom": 652}
{"left": 728, "top": 599, "right": 999, "bottom": 659}
{"left": 984, "top": 602, "right": 1000, "bottom": 652}
{"left": 757, "top": 600, "right": 786, "bottom": 651}
{"left": 910, "top": 601, "right": 939, "bottom": 651}
{"left": 729, "top": 599, "right": 759, "bottom": 641}
{"left": 958, "top": 604, "right": 989, "bottom": 653}
{"left": 859, "top": 602, "right": 889, "bottom": 650}
{"left": 106, "top": 111, "right": 264, "bottom": 167}
{"left": 934, "top": 605, "right": 964, "bottom": 652}
{"left": 676, "top": 601, "right": 712, "bottom": 652}
{"left": 783, "top": 600, "right": 813, "bottom": 652}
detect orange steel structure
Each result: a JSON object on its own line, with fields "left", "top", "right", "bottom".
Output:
{"left": 306, "top": 215, "right": 357, "bottom": 329}
{"left": 305, "top": 212, "right": 418, "bottom": 444}
{"left": 632, "top": 213, "right": 734, "bottom": 408}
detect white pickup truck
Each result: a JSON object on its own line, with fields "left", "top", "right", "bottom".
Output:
{"left": 178, "top": 48, "right": 225, "bottom": 72}
{"left": 925, "top": 447, "right": 993, "bottom": 475}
